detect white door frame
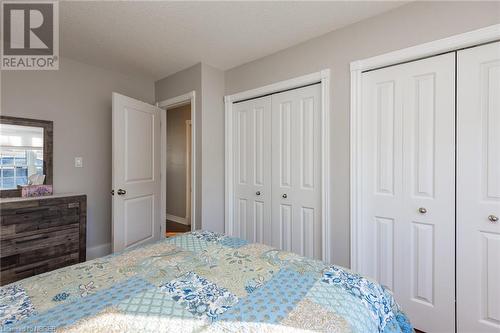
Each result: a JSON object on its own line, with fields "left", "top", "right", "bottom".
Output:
{"left": 158, "top": 91, "right": 196, "bottom": 234}
{"left": 224, "top": 69, "right": 332, "bottom": 263}
{"left": 350, "top": 24, "right": 500, "bottom": 271}
{"left": 185, "top": 120, "right": 192, "bottom": 224}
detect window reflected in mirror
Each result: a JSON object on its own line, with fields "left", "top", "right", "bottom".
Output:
{"left": 0, "top": 124, "right": 44, "bottom": 189}
{"left": 0, "top": 116, "right": 53, "bottom": 197}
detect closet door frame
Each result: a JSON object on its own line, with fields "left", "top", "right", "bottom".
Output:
{"left": 224, "top": 69, "right": 332, "bottom": 263}
{"left": 350, "top": 23, "right": 500, "bottom": 271}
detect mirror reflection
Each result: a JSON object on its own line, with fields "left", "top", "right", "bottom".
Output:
{"left": 0, "top": 124, "right": 44, "bottom": 189}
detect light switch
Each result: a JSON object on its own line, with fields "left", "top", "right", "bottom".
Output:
{"left": 75, "top": 157, "right": 83, "bottom": 168}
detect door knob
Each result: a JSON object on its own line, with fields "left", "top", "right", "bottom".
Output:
{"left": 117, "top": 189, "right": 126, "bottom": 195}
{"left": 282, "top": 193, "right": 287, "bottom": 199}
{"left": 489, "top": 215, "right": 499, "bottom": 223}
{"left": 256, "top": 191, "right": 261, "bottom": 196}
{"left": 418, "top": 207, "right": 427, "bottom": 214}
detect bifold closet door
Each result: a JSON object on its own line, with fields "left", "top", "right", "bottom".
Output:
{"left": 361, "top": 53, "right": 455, "bottom": 332}
{"left": 233, "top": 96, "right": 273, "bottom": 245}
{"left": 457, "top": 41, "right": 500, "bottom": 333}
{"left": 271, "top": 84, "right": 322, "bottom": 260}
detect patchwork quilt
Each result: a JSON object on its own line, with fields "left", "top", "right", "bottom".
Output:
{"left": 0, "top": 231, "right": 413, "bottom": 332}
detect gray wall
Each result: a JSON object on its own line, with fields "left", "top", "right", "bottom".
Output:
{"left": 1, "top": 57, "right": 155, "bottom": 255}
{"left": 166, "top": 104, "right": 191, "bottom": 219}
{"left": 155, "top": 63, "right": 226, "bottom": 233}
{"left": 225, "top": 1, "right": 500, "bottom": 267}
{"left": 200, "top": 64, "right": 225, "bottom": 233}
{"left": 155, "top": 63, "right": 202, "bottom": 229}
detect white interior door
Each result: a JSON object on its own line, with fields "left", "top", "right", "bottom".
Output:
{"left": 112, "top": 92, "right": 162, "bottom": 252}
{"left": 457, "top": 41, "right": 500, "bottom": 333}
{"left": 361, "top": 53, "right": 455, "bottom": 332}
{"left": 233, "top": 96, "right": 272, "bottom": 245}
{"left": 271, "top": 84, "right": 322, "bottom": 260}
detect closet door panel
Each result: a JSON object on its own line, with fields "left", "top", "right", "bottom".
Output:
{"left": 457, "top": 41, "right": 500, "bottom": 333}
{"left": 233, "top": 97, "right": 272, "bottom": 245}
{"left": 361, "top": 69, "right": 403, "bottom": 285}
{"left": 361, "top": 53, "right": 455, "bottom": 333}
{"left": 412, "top": 73, "right": 436, "bottom": 198}
{"left": 271, "top": 84, "right": 322, "bottom": 260}
{"left": 279, "top": 101, "right": 292, "bottom": 188}
{"left": 375, "top": 80, "right": 397, "bottom": 196}
{"left": 234, "top": 106, "right": 249, "bottom": 239}
{"left": 402, "top": 53, "right": 456, "bottom": 333}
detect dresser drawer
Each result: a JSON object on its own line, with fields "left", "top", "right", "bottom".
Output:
{"left": 0, "top": 252, "right": 80, "bottom": 286}
{"left": 0, "top": 225, "right": 80, "bottom": 258}
{"left": 0, "top": 194, "right": 86, "bottom": 285}
{"left": 0, "top": 201, "right": 81, "bottom": 240}
{"left": 1, "top": 237, "right": 80, "bottom": 271}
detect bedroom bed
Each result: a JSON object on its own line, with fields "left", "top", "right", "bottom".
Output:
{"left": 0, "top": 231, "right": 413, "bottom": 332}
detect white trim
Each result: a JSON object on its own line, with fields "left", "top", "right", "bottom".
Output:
{"left": 350, "top": 67, "right": 363, "bottom": 272}
{"left": 158, "top": 91, "right": 196, "bottom": 234}
{"left": 224, "top": 95, "right": 233, "bottom": 237}
{"left": 160, "top": 107, "right": 166, "bottom": 236}
{"left": 224, "top": 69, "right": 332, "bottom": 263}
{"left": 350, "top": 24, "right": 500, "bottom": 272}
{"left": 320, "top": 70, "right": 331, "bottom": 263}
{"left": 185, "top": 120, "right": 192, "bottom": 224}
{"left": 166, "top": 214, "right": 189, "bottom": 226}
{"left": 158, "top": 92, "right": 193, "bottom": 109}
{"left": 87, "top": 243, "right": 111, "bottom": 260}
{"left": 351, "top": 24, "right": 500, "bottom": 72}
{"left": 226, "top": 71, "right": 327, "bottom": 103}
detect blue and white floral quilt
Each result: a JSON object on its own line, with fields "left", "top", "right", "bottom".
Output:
{"left": 0, "top": 231, "right": 413, "bottom": 332}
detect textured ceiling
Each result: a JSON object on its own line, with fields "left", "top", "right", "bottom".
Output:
{"left": 60, "top": 1, "right": 408, "bottom": 80}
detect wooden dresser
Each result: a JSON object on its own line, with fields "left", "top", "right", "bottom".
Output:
{"left": 0, "top": 194, "right": 86, "bottom": 285}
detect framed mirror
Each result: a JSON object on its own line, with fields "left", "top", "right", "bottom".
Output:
{"left": 0, "top": 116, "right": 53, "bottom": 198}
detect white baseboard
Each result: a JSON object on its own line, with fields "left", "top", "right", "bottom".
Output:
{"left": 87, "top": 243, "right": 111, "bottom": 260}
{"left": 166, "top": 213, "right": 190, "bottom": 226}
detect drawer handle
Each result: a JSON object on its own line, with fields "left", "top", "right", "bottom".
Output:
{"left": 15, "top": 235, "right": 50, "bottom": 244}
